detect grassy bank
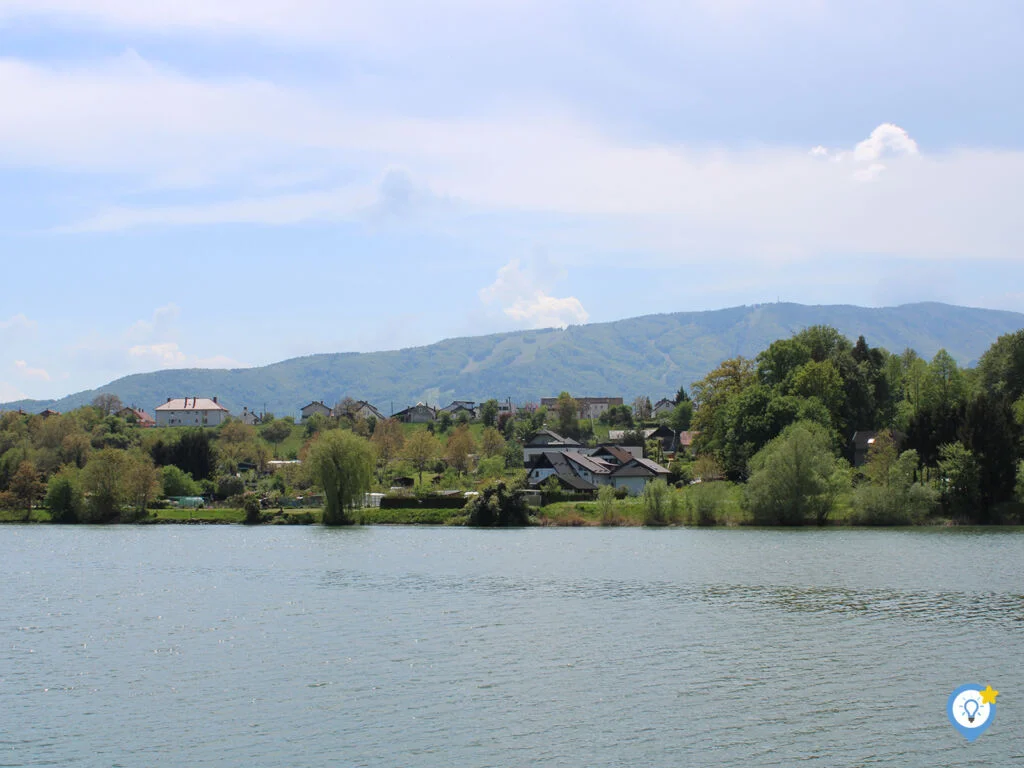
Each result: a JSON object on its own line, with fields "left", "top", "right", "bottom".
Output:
{"left": 149, "top": 507, "right": 247, "bottom": 523}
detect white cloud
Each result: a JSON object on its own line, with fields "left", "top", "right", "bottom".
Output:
{"left": 853, "top": 123, "right": 919, "bottom": 164}
{"left": 0, "top": 52, "right": 1021, "bottom": 263}
{"left": 480, "top": 258, "right": 588, "bottom": 329}
{"left": 0, "top": 382, "right": 28, "bottom": 402}
{"left": 14, "top": 361, "right": 51, "bottom": 381}
{"left": 0, "top": 314, "right": 36, "bottom": 334}
{"left": 126, "top": 303, "right": 180, "bottom": 342}
{"left": 504, "top": 293, "right": 589, "bottom": 328}
{"left": 127, "top": 343, "right": 187, "bottom": 365}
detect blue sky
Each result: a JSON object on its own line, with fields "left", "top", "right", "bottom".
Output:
{"left": 2, "top": 0, "right": 1023, "bottom": 402}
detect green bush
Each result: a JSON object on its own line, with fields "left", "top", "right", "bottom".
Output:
{"left": 465, "top": 480, "right": 530, "bottom": 527}
{"left": 850, "top": 449, "right": 938, "bottom": 525}
{"left": 161, "top": 465, "right": 200, "bottom": 497}
{"left": 243, "top": 493, "right": 263, "bottom": 525}
{"left": 745, "top": 421, "right": 850, "bottom": 526}
{"left": 686, "top": 482, "right": 728, "bottom": 526}
{"left": 642, "top": 479, "right": 680, "bottom": 526}
{"left": 46, "top": 468, "right": 85, "bottom": 524}
{"left": 215, "top": 475, "right": 245, "bottom": 500}
{"left": 597, "top": 485, "right": 620, "bottom": 526}
{"left": 850, "top": 483, "right": 937, "bottom": 525}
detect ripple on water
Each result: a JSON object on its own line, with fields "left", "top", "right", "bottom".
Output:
{"left": 1, "top": 526, "right": 1022, "bottom": 767}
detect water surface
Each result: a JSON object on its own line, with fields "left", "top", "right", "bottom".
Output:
{"left": 2, "top": 526, "right": 1022, "bottom": 766}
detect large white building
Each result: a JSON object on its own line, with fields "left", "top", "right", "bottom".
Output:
{"left": 155, "top": 397, "right": 230, "bottom": 427}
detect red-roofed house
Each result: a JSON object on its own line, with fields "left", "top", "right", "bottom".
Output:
{"left": 117, "top": 406, "right": 156, "bottom": 427}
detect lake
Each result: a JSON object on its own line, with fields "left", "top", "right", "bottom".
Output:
{"left": 2, "top": 526, "right": 1022, "bottom": 767}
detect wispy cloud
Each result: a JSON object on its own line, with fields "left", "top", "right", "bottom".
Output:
{"left": 1, "top": 50, "right": 1020, "bottom": 263}
{"left": 0, "top": 314, "right": 36, "bottom": 334}
{"left": 14, "top": 360, "right": 50, "bottom": 381}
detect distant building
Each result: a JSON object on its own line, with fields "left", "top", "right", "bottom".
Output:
{"left": 394, "top": 403, "right": 437, "bottom": 423}
{"left": 117, "top": 406, "right": 156, "bottom": 428}
{"left": 239, "top": 407, "right": 261, "bottom": 426}
{"left": 540, "top": 396, "right": 623, "bottom": 420}
{"left": 39, "top": 408, "right": 61, "bottom": 418}
{"left": 352, "top": 401, "right": 385, "bottom": 421}
{"left": 851, "top": 430, "right": 904, "bottom": 467}
{"left": 523, "top": 429, "right": 581, "bottom": 463}
{"left": 155, "top": 397, "right": 229, "bottom": 427}
{"left": 440, "top": 400, "right": 477, "bottom": 420}
{"left": 525, "top": 447, "right": 670, "bottom": 496}
{"left": 300, "top": 401, "right": 333, "bottom": 422}
{"left": 652, "top": 398, "right": 675, "bottom": 418}
{"left": 677, "top": 430, "right": 699, "bottom": 456}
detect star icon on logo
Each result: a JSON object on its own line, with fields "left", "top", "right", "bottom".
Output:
{"left": 979, "top": 685, "right": 999, "bottom": 705}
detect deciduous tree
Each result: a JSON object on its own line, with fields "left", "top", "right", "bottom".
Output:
{"left": 745, "top": 421, "right": 850, "bottom": 526}
{"left": 445, "top": 424, "right": 476, "bottom": 476}
{"left": 92, "top": 393, "right": 123, "bottom": 417}
{"left": 9, "top": 460, "right": 44, "bottom": 521}
{"left": 307, "top": 430, "right": 375, "bottom": 525}
{"left": 371, "top": 418, "right": 405, "bottom": 482}
{"left": 82, "top": 448, "right": 130, "bottom": 522}
{"left": 481, "top": 427, "right": 505, "bottom": 458}
{"left": 554, "top": 392, "right": 580, "bottom": 439}
{"left": 480, "top": 399, "right": 499, "bottom": 428}
{"left": 405, "top": 430, "right": 439, "bottom": 484}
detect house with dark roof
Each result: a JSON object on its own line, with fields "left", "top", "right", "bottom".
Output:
{"left": 440, "top": 400, "right": 477, "bottom": 420}
{"left": 526, "top": 448, "right": 670, "bottom": 496}
{"left": 589, "top": 444, "right": 641, "bottom": 465}
{"left": 239, "top": 407, "right": 262, "bottom": 426}
{"left": 523, "top": 429, "right": 582, "bottom": 463}
{"left": 352, "top": 401, "right": 385, "bottom": 421}
{"left": 608, "top": 425, "right": 679, "bottom": 454}
{"left": 850, "top": 430, "right": 904, "bottom": 467}
{"left": 300, "top": 401, "right": 332, "bottom": 422}
{"left": 652, "top": 398, "right": 675, "bottom": 418}
{"left": 394, "top": 403, "right": 437, "bottom": 423}
{"left": 608, "top": 457, "right": 672, "bottom": 496}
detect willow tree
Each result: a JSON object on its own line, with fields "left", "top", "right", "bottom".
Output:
{"left": 307, "top": 430, "right": 375, "bottom": 525}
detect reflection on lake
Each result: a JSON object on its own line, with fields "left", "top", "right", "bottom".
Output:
{"left": 3, "top": 526, "right": 1022, "bottom": 766}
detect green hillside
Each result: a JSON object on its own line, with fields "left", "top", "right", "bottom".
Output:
{"left": 5, "top": 302, "right": 1023, "bottom": 418}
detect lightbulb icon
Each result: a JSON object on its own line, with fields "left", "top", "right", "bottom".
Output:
{"left": 964, "top": 699, "right": 980, "bottom": 723}
{"left": 948, "top": 683, "right": 997, "bottom": 741}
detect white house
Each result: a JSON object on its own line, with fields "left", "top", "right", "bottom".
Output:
{"left": 300, "top": 401, "right": 333, "bottom": 422}
{"left": 652, "top": 398, "right": 675, "bottom": 418}
{"left": 155, "top": 397, "right": 230, "bottom": 427}
{"left": 239, "top": 407, "right": 261, "bottom": 426}
{"left": 540, "top": 396, "right": 624, "bottom": 420}
{"left": 394, "top": 403, "right": 437, "bottom": 423}
{"left": 352, "top": 401, "right": 385, "bottom": 421}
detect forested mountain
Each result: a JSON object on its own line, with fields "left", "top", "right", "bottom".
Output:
{"left": 4, "top": 302, "right": 1023, "bottom": 417}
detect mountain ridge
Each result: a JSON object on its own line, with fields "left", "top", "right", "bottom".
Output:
{"left": 5, "top": 302, "right": 1023, "bottom": 418}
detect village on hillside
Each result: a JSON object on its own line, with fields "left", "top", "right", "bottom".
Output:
{"left": 25, "top": 392, "right": 697, "bottom": 499}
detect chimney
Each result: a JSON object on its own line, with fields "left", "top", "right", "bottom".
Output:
{"left": 167, "top": 397, "right": 172, "bottom": 403}
{"left": 213, "top": 396, "right": 218, "bottom": 404}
